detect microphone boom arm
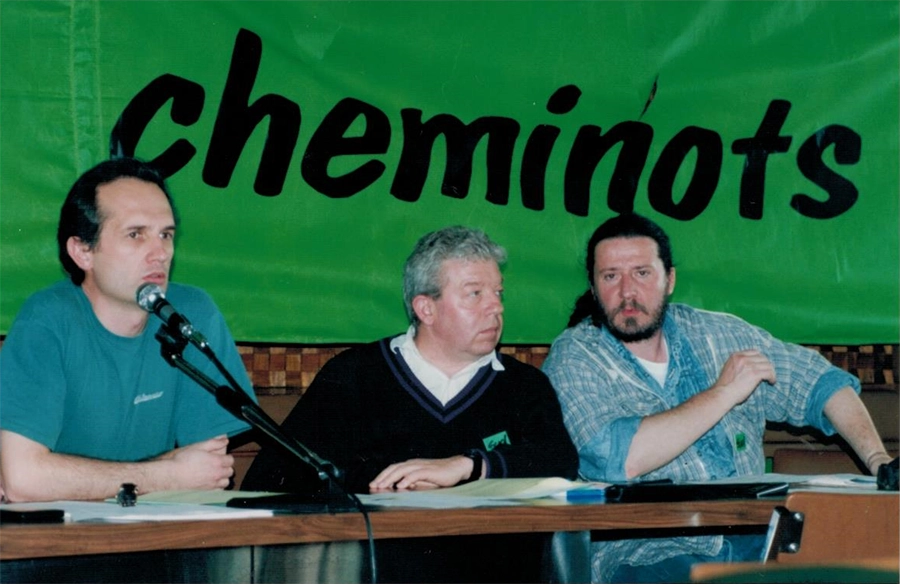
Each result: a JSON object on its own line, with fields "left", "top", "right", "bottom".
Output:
{"left": 154, "top": 325, "right": 343, "bottom": 484}
{"left": 144, "top": 292, "right": 376, "bottom": 578}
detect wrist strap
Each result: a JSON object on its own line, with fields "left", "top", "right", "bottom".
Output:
{"left": 460, "top": 449, "right": 483, "bottom": 484}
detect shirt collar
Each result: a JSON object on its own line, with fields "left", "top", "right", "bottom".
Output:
{"left": 390, "top": 325, "right": 504, "bottom": 373}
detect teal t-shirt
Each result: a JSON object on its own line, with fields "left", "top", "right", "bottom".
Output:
{"left": 0, "top": 281, "right": 254, "bottom": 461}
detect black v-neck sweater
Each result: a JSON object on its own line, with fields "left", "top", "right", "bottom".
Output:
{"left": 244, "top": 337, "right": 578, "bottom": 494}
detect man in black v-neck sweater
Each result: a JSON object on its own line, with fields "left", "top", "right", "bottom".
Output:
{"left": 244, "top": 226, "right": 578, "bottom": 583}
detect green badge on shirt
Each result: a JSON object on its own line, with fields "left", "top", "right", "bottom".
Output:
{"left": 483, "top": 431, "right": 511, "bottom": 451}
{"left": 735, "top": 432, "right": 747, "bottom": 452}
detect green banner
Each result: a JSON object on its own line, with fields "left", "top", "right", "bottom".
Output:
{"left": 1, "top": 1, "right": 898, "bottom": 344}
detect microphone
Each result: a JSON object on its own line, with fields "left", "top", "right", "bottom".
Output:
{"left": 136, "top": 283, "right": 206, "bottom": 347}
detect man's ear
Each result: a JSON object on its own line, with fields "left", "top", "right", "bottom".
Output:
{"left": 66, "top": 236, "right": 93, "bottom": 271}
{"left": 666, "top": 267, "right": 677, "bottom": 296}
{"left": 412, "top": 295, "right": 436, "bottom": 326}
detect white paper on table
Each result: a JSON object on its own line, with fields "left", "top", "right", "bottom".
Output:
{"left": 357, "top": 477, "right": 608, "bottom": 509}
{"left": 2, "top": 500, "right": 273, "bottom": 523}
{"left": 688, "top": 472, "right": 879, "bottom": 493}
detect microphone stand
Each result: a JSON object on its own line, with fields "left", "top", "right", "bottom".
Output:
{"left": 154, "top": 324, "right": 356, "bottom": 513}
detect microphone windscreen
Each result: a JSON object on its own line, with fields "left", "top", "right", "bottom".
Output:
{"left": 136, "top": 283, "right": 164, "bottom": 312}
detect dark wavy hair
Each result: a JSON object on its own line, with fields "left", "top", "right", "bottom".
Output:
{"left": 567, "top": 213, "right": 674, "bottom": 327}
{"left": 57, "top": 157, "right": 176, "bottom": 285}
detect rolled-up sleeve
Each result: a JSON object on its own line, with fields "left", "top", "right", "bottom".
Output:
{"left": 805, "top": 369, "right": 860, "bottom": 434}
{"left": 750, "top": 322, "right": 861, "bottom": 436}
{"left": 543, "top": 329, "right": 649, "bottom": 482}
{"left": 580, "top": 416, "right": 642, "bottom": 482}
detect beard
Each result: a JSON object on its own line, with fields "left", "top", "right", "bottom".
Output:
{"left": 595, "top": 294, "right": 670, "bottom": 343}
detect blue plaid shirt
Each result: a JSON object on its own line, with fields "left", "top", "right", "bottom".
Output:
{"left": 543, "top": 303, "right": 857, "bottom": 582}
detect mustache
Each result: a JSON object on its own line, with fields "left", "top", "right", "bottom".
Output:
{"left": 613, "top": 300, "right": 648, "bottom": 316}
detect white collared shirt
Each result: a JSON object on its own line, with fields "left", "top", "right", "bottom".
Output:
{"left": 390, "top": 326, "right": 505, "bottom": 406}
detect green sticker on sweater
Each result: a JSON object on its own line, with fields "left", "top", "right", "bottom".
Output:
{"left": 735, "top": 432, "right": 747, "bottom": 451}
{"left": 483, "top": 431, "right": 511, "bottom": 451}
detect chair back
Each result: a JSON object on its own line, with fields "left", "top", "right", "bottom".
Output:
{"left": 772, "top": 491, "right": 899, "bottom": 565}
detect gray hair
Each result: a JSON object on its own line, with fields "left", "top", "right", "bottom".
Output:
{"left": 403, "top": 226, "right": 507, "bottom": 327}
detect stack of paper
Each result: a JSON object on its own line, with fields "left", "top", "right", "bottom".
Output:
{"left": 357, "top": 477, "right": 609, "bottom": 508}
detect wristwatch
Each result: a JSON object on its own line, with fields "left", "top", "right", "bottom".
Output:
{"left": 461, "top": 449, "right": 483, "bottom": 483}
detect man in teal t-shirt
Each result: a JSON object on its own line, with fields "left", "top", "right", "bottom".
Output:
{"left": 0, "top": 158, "right": 254, "bottom": 502}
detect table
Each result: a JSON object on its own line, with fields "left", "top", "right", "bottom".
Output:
{"left": 1, "top": 498, "right": 780, "bottom": 583}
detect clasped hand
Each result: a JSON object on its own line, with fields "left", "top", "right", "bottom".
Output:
{"left": 368, "top": 455, "right": 474, "bottom": 493}
{"left": 715, "top": 349, "right": 777, "bottom": 405}
{"left": 156, "top": 434, "right": 234, "bottom": 490}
